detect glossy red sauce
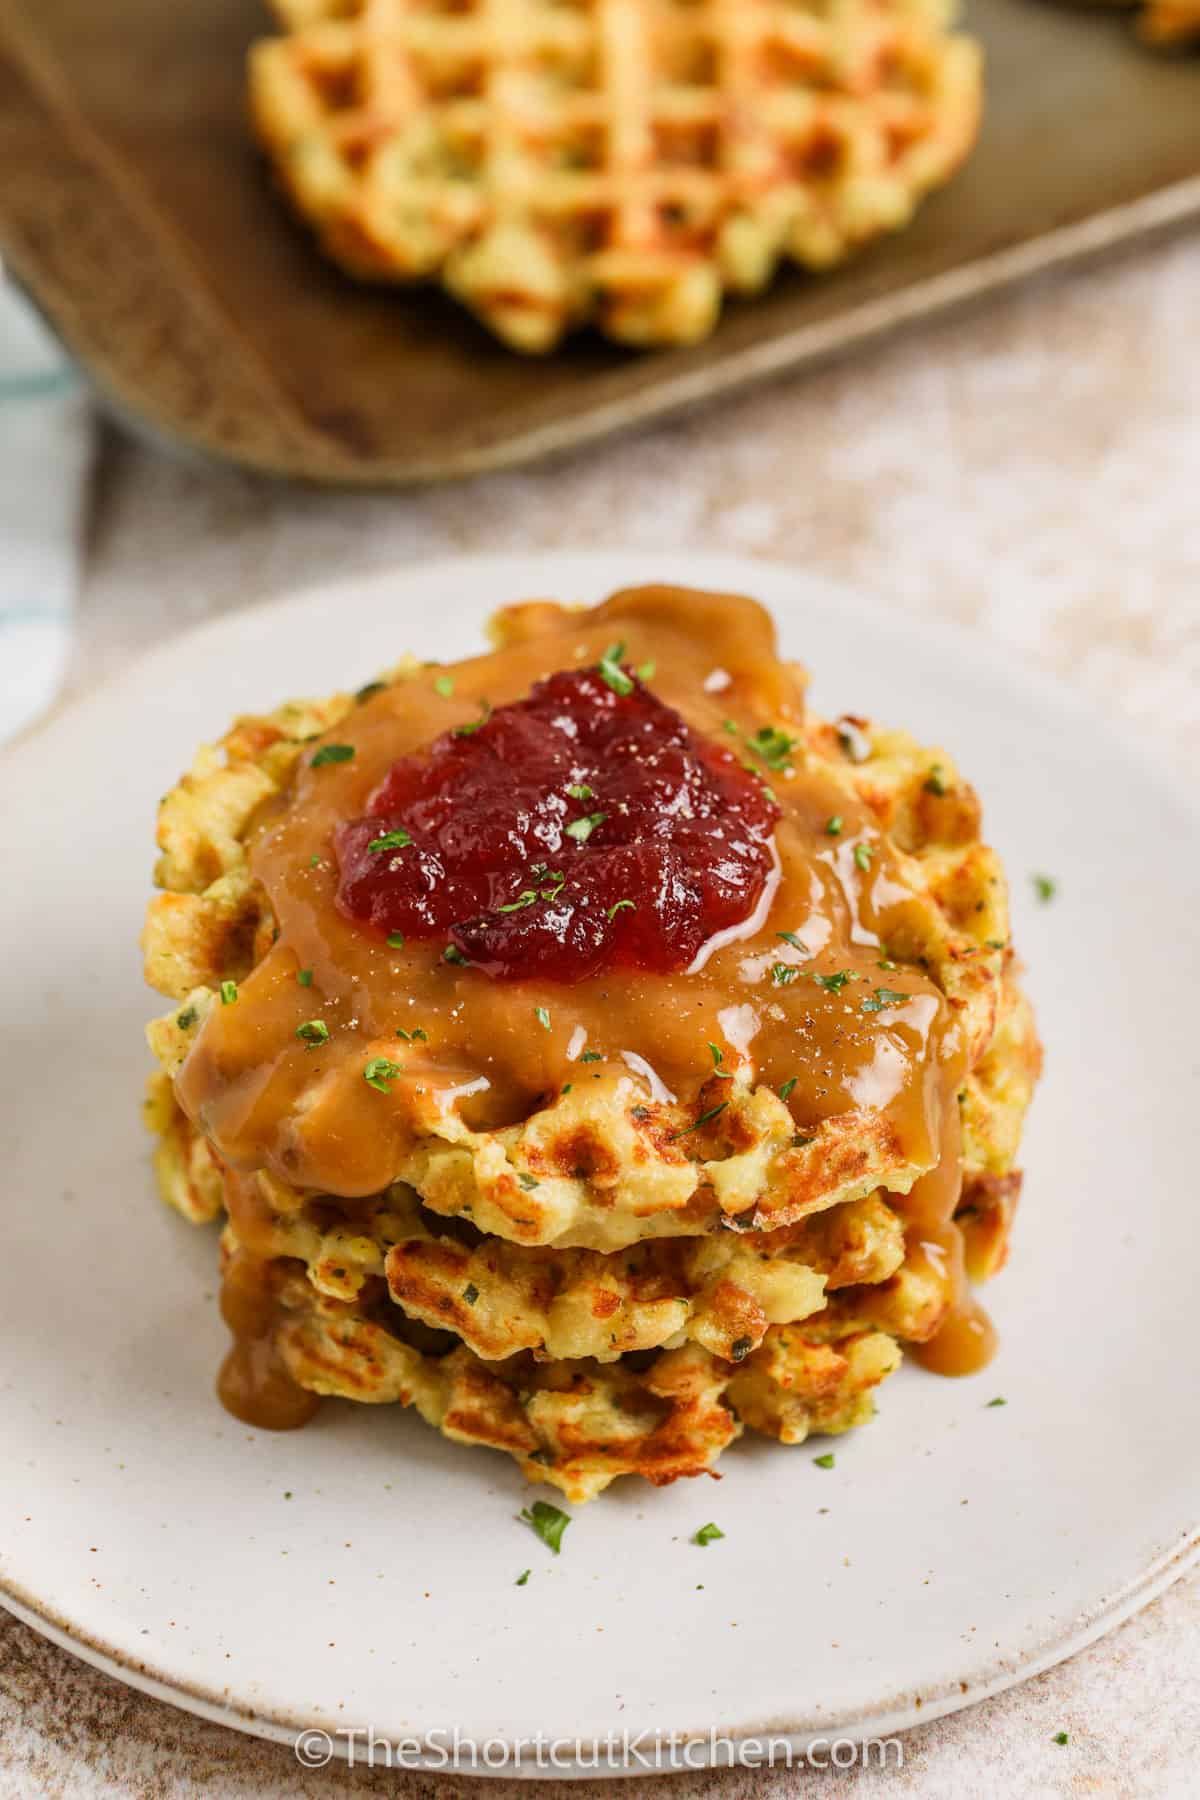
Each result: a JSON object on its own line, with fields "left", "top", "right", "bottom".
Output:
{"left": 335, "top": 661, "right": 780, "bottom": 980}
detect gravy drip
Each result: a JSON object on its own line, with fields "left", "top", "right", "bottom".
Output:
{"left": 174, "top": 587, "right": 993, "bottom": 1415}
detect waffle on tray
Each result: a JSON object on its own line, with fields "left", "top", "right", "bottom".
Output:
{"left": 248, "top": 0, "right": 984, "bottom": 352}
{"left": 141, "top": 584, "right": 1039, "bottom": 1500}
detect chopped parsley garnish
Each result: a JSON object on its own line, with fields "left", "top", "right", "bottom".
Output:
{"left": 540, "top": 871, "right": 566, "bottom": 900}
{"left": 671, "top": 1101, "right": 728, "bottom": 1141}
{"left": 745, "top": 724, "right": 797, "bottom": 773}
{"left": 534, "top": 1006, "right": 551, "bottom": 1031}
{"left": 861, "top": 986, "right": 908, "bottom": 1014}
{"left": 986, "top": 1396, "right": 1007, "bottom": 1408}
{"left": 518, "top": 1173, "right": 540, "bottom": 1190}
{"left": 395, "top": 1026, "right": 428, "bottom": 1043}
{"left": 923, "top": 764, "right": 948, "bottom": 796}
{"left": 1032, "top": 873, "right": 1057, "bottom": 903}
{"left": 386, "top": 931, "right": 406, "bottom": 948}
{"left": 433, "top": 674, "right": 455, "bottom": 698}
{"left": 779, "top": 1077, "right": 797, "bottom": 1102}
{"left": 462, "top": 1282, "right": 479, "bottom": 1306}
{"left": 776, "top": 930, "right": 807, "bottom": 952}
{"left": 812, "top": 970, "right": 851, "bottom": 993}
{"left": 515, "top": 1569, "right": 530, "bottom": 1586}
{"left": 607, "top": 899, "right": 636, "bottom": 921}
{"left": 566, "top": 783, "right": 595, "bottom": 801}
{"left": 693, "top": 1522, "right": 724, "bottom": 1547}
{"left": 309, "top": 854, "right": 321, "bottom": 868}
{"left": 1053, "top": 1732, "right": 1069, "bottom": 1746}
{"left": 176, "top": 1007, "right": 197, "bottom": 1030}
{"left": 443, "top": 944, "right": 469, "bottom": 965}
{"left": 355, "top": 680, "right": 385, "bottom": 704}
{"left": 565, "top": 811, "right": 606, "bottom": 843}
{"left": 813, "top": 1453, "right": 835, "bottom": 1469}
{"left": 709, "top": 1043, "right": 733, "bottom": 1078}
{"left": 519, "top": 1500, "right": 571, "bottom": 1554}
{"left": 580, "top": 1050, "right": 602, "bottom": 1063}
{"left": 297, "top": 968, "right": 313, "bottom": 986}
{"left": 363, "top": 1056, "right": 402, "bottom": 1093}
{"left": 220, "top": 980, "right": 238, "bottom": 1005}
{"left": 597, "top": 642, "right": 634, "bottom": 696}
{"left": 497, "top": 890, "right": 538, "bottom": 913}
{"left": 311, "top": 743, "right": 355, "bottom": 768}
{"left": 367, "top": 828, "right": 413, "bottom": 854}
{"left": 825, "top": 815, "right": 843, "bottom": 836}
{"left": 877, "top": 956, "right": 897, "bottom": 971}
{"left": 854, "top": 842, "right": 873, "bottom": 872}
{"left": 454, "top": 701, "right": 492, "bottom": 736}
{"left": 985, "top": 938, "right": 1007, "bottom": 951}
{"left": 770, "top": 963, "right": 797, "bottom": 986}
{"left": 296, "top": 1019, "right": 329, "bottom": 1046}
{"left": 636, "top": 660, "right": 656, "bottom": 682}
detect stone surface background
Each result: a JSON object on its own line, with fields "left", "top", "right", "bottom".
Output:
{"left": 2, "top": 231, "right": 1198, "bottom": 1798}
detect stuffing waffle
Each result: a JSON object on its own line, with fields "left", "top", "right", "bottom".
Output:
{"left": 248, "top": 0, "right": 984, "bottom": 352}
{"left": 215, "top": 1242, "right": 903, "bottom": 1502}
{"left": 141, "top": 583, "right": 1040, "bottom": 1499}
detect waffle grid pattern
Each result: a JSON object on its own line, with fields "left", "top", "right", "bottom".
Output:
{"left": 251, "top": 0, "right": 982, "bottom": 349}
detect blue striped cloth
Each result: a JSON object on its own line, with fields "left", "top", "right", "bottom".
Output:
{"left": 0, "top": 281, "right": 92, "bottom": 743}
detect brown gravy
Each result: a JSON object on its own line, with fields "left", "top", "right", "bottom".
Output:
{"left": 218, "top": 1243, "right": 319, "bottom": 1430}
{"left": 177, "top": 586, "right": 993, "bottom": 1405}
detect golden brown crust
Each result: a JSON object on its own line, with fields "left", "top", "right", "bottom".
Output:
{"left": 142, "top": 648, "right": 1032, "bottom": 1252}
{"left": 236, "top": 1245, "right": 901, "bottom": 1501}
{"left": 213, "top": 1149, "right": 909, "bottom": 1363}
{"left": 247, "top": 0, "right": 982, "bottom": 352}
{"left": 141, "top": 588, "right": 1040, "bottom": 1495}
{"left": 957, "top": 1169, "right": 1022, "bottom": 1284}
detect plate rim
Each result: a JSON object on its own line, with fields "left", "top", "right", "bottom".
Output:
{"left": 3, "top": 547, "right": 1198, "bottom": 1772}
{"left": 7, "top": 547, "right": 1197, "bottom": 824}
{"left": 4, "top": 1529, "right": 1197, "bottom": 1772}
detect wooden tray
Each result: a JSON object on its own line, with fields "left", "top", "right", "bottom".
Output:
{"left": 1, "top": 0, "right": 1197, "bottom": 486}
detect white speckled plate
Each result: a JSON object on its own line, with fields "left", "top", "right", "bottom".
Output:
{"left": 1, "top": 551, "right": 1197, "bottom": 1774}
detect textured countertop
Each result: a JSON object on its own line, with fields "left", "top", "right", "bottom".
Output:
{"left": 2, "top": 232, "right": 1198, "bottom": 1799}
